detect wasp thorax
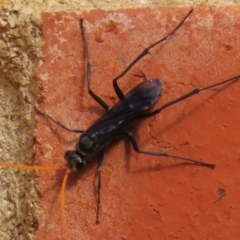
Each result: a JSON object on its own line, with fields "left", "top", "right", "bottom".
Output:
{"left": 77, "top": 134, "right": 95, "bottom": 155}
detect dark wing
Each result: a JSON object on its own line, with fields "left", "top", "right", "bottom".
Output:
{"left": 121, "top": 78, "right": 162, "bottom": 113}
{"left": 85, "top": 79, "right": 162, "bottom": 149}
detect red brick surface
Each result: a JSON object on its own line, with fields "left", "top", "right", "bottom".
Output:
{"left": 36, "top": 7, "right": 240, "bottom": 240}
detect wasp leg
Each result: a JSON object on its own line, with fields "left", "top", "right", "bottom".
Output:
{"left": 137, "top": 75, "right": 240, "bottom": 120}
{"left": 80, "top": 19, "right": 109, "bottom": 111}
{"left": 125, "top": 132, "right": 214, "bottom": 169}
{"left": 95, "top": 150, "right": 106, "bottom": 224}
{"left": 112, "top": 9, "right": 193, "bottom": 100}
{"left": 36, "top": 108, "right": 85, "bottom": 133}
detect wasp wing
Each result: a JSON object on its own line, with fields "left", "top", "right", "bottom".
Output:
{"left": 85, "top": 79, "right": 162, "bottom": 150}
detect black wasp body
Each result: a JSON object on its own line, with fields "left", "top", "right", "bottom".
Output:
{"left": 66, "top": 79, "right": 162, "bottom": 168}
{"left": 37, "top": 8, "right": 240, "bottom": 224}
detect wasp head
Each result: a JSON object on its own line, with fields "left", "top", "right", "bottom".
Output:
{"left": 64, "top": 151, "right": 86, "bottom": 171}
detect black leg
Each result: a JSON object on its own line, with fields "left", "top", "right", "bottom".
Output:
{"left": 95, "top": 150, "right": 106, "bottom": 224}
{"left": 125, "top": 132, "right": 215, "bottom": 169}
{"left": 136, "top": 74, "right": 240, "bottom": 120}
{"left": 36, "top": 108, "right": 85, "bottom": 133}
{"left": 80, "top": 19, "right": 109, "bottom": 111}
{"left": 112, "top": 9, "right": 193, "bottom": 100}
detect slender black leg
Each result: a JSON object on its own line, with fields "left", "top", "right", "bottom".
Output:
{"left": 80, "top": 20, "right": 109, "bottom": 111}
{"left": 36, "top": 108, "right": 85, "bottom": 133}
{"left": 113, "top": 9, "right": 193, "bottom": 100}
{"left": 125, "top": 132, "right": 215, "bottom": 169}
{"left": 136, "top": 75, "right": 240, "bottom": 120}
{"left": 95, "top": 150, "right": 106, "bottom": 224}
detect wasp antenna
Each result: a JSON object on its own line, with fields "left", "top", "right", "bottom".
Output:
{"left": 60, "top": 168, "right": 75, "bottom": 240}
{"left": 0, "top": 160, "right": 67, "bottom": 171}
